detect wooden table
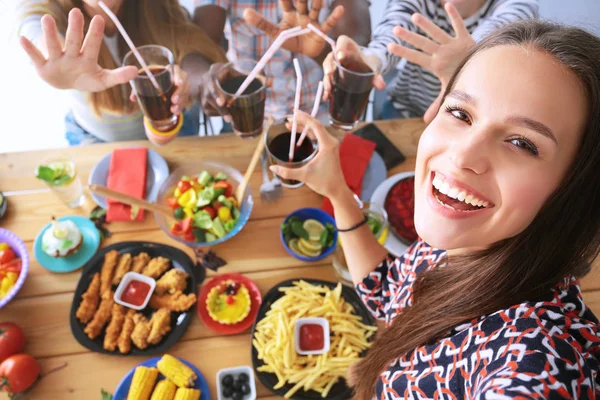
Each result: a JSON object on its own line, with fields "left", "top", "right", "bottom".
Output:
{"left": 1, "top": 118, "right": 599, "bottom": 400}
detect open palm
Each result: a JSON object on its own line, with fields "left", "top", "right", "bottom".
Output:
{"left": 20, "top": 8, "right": 138, "bottom": 92}
{"left": 243, "top": 0, "right": 344, "bottom": 58}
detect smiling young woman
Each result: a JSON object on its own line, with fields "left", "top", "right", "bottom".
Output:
{"left": 270, "top": 20, "right": 600, "bottom": 399}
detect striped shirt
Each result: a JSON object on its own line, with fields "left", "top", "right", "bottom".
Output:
{"left": 368, "top": 0, "right": 539, "bottom": 118}
{"left": 195, "top": 0, "right": 335, "bottom": 119}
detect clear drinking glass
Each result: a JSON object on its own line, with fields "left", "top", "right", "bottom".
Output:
{"left": 328, "top": 47, "right": 377, "bottom": 131}
{"left": 37, "top": 156, "right": 85, "bottom": 208}
{"left": 216, "top": 60, "right": 267, "bottom": 138}
{"left": 123, "top": 45, "right": 177, "bottom": 132}
{"left": 332, "top": 202, "right": 389, "bottom": 286}
{"left": 264, "top": 118, "right": 318, "bottom": 188}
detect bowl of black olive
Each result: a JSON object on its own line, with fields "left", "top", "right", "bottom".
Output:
{"left": 217, "top": 366, "right": 256, "bottom": 400}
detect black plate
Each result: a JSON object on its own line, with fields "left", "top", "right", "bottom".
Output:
{"left": 250, "top": 279, "right": 377, "bottom": 400}
{"left": 70, "top": 241, "right": 199, "bottom": 356}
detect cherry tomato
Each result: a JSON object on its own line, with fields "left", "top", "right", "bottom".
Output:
{"left": 181, "top": 217, "right": 193, "bottom": 234}
{"left": 167, "top": 198, "right": 179, "bottom": 210}
{"left": 170, "top": 222, "right": 184, "bottom": 236}
{"left": 201, "top": 206, "right": 217, "bottom": 220}
{"left": 0, "top": 249, "right": 15, "bottom": 265}
{"left": 177, "top": 180, "right": 192, "bottom": 194}
{"left": 0, "top": 354, "right": 40, "bottom": 394}
{"left": 0, "top": 323, "right": 25, "bottom": 364}
{"left": 214, "top": 181, "right": 233, "bottom": 197}
{"left": 0, "top": 259, "right": 21, "bottom": 274}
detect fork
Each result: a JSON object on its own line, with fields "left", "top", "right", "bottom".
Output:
{"left": 260, "top": 151, "right": 283, "bottom": 203}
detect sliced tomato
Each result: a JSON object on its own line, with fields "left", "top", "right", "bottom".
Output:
{"left": 0, "top": 259, "right": 21, "bottom": 274}
{"left": 201, "top": 206, "right": 217, "bottom": 220}
{"left": 0, "top": 250, "right": 15, "bottom": 265}
{"left": 177, "top": 180, "right": 192, "bottom": 194}
{"left": 181, "top": 217, "right": 193, "bottom": 234}
{"left": 182, "top": 231, "right": 196, "bottom": 242}
{"left": 167, "top": 198, "right": 179, "bottom": 210}
{"left": 0, "top": 354, "right": 39, "bottom": 394}
{"left": 170, "top": 221, "right": 184, "bottom": 236}
{"left": 214, "top": 181, "right": 233, "bottom": 197}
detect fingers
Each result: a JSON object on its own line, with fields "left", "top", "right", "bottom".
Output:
{"left": 64, "top": 8, "right": 84, "bottom": 57}
{"left": 308, "top": 0, "right": 322, "bottom": 24}
{"left": 296, "top": 0, "right": 309, "bottom": 26}
{"left": 129, "top": 91, "right": 137, "bottom": 103}
{"left": 335, "top": 35, "right": 360, "bottom": 59}
{"left": 387, "top": 42, "right": 431, "bottom": 69}
{"left": 393, "top": 25, "right": 438, "bottom": 54}
{"left": 287, "top": 110, "right": 334, "bottom": 147}
{"left": 269, "top": 165, "right": 303, "bottom": 182}
{"left": 81, "top": 15, "right": 105, "bottom": 62}
{"left": 243, "top": 8, "right": 281, "bottom": 38}
{"left": 322, "top": 52, "right": 334, "bottom": 100}
{"left": 320, "top": 5, "right": 344, "bottom": 34}
{"left": 171, "top": 69, "right": 191, "bottom": 114}
{"left": 411, "top": 13, "right": 451, "bottom": 44}
{"left": 101, "top": 66, "right": 138, "bottom": 90}
{"left": 373, "top": 74, "right": 386, "bottom": 90}
{"left": 445, "top": 3, "right": 470, "bottom": 38}
{"left": 41, "top": 14, "right": 63, "bottom": 60}
{"left": 19, "top": 36, "right": 46, "bottom": 69}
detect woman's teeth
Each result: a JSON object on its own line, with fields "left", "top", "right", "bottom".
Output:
{"left": 432, "top": 174, "right": 490, "bottom": 208}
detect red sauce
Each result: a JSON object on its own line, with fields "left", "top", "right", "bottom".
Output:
{"left": 299, "top": 324, "right": 325, "bottom": 351}
{"left": 384, "top": 177, "right": 418, "bottom": 244}
{"left": 121, "top": 280, "right": 151, "bottom": 307}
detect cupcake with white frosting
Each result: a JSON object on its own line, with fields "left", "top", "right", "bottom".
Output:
{"left": 42, "top": 217, "right": 83, "bottom": 258}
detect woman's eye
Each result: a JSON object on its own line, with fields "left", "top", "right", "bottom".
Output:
{"left": 444, "top": 105, "right": 471, "bottom": 124}
{"left": 509, "top": 138, "right": 539, "bottom": 156}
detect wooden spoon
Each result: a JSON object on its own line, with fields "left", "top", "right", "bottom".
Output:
{"left": 88, "top": 184, "right": 173, "bottom": 219}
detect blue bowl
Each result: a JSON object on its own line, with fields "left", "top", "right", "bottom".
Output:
{"left": 280, "top": 208, "right": 338, "bottom": 262}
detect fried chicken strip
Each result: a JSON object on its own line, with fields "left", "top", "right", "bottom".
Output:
{"left": 149, "top": 291, "right": 197, "bottom": 312}
{"left": 84, "top": 290, "right": 114, "bottom": 340}
{"left": 148, "top": 308, "right": 172, "bottom": 345}
{"left": 103, "top": 304, "right": 126, "bottom": 352}
{"left": 131, "top": 313, "right": 152, "bottom": 350}
{"left": 131, "top": 252, "right": 151, "bottom": 274}
{"left": 118, "top": 309, "right": 136, "bottom": 354}
{"left": 154, "top": 268, "right": 189, "bottom": 295}
{"left": 142, "top": 257, "right": 171, "bottom": 279}
{"left": 100, "top": 250, "right": 119, "bottom": 294}
{"left": 76, "top": 273, "right": 100, "bottom": 323}
{"left": 112, "top": 253, "right": 132, "bottom": 286}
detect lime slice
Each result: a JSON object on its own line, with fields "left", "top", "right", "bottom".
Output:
{"left": 303, "top": 219, "right": 326, "bottom": 242}
{"left": 53, "top": 223, "right": 69, "bottom": 239}
{"left": 288, "top": 239, "right": 305, "bottom": 257}
{"left": 297, "top": 239, "right": 322, "bottom": 258}
{"left": 299, "top": 238, "right": 322, "bottom": 253}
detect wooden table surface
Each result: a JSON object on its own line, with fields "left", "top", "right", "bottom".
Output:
{"left": 0, "top": 118, "right": 599, "bottom": 400}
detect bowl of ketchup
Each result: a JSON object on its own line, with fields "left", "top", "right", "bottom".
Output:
{"left": 114, "top": 272, "right": 156, "bottom": 310}
{"left": 294, "top": 317, "right": 330, "bottom": 355}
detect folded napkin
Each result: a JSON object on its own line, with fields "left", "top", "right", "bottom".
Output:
{"left": 322, "top": 134, "right": 376, "bottom": 216}
{"left": 106, "top": 148, "right": 148, "bottom": 222}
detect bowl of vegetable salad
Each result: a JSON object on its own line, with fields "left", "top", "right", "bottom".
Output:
{"left": 155, "top": 162, "right": 253, "bottom": 247}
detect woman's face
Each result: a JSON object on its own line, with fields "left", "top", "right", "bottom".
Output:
{"left": 413, "top": 45, "right": 588, "bottom": 251}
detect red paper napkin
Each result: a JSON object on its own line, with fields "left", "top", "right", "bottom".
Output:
{"left": 322, "top": 134, "right": 376, "bottom": 216}
{"left": 106, "top": 148, "right": 148, "bottom": 222}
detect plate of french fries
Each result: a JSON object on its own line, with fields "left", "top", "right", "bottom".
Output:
{"left": 251, "top": 279, "right": 377, "bottom": 399}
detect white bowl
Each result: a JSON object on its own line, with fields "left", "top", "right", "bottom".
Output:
{"left": 216, "top": 366, "right": 256, "bottom": 400}
{"left": 294, "top": 317, "right": 330, "bottom": 355}
{"left": 114, "top": 272, "right": 156, "bottom": 310}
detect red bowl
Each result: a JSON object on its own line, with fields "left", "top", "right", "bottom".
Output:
{"left": 384, "top": 176, "right": 418, "bottom": 245}
{"left": 197, "top": 273, "right": 262, "bottom": 335}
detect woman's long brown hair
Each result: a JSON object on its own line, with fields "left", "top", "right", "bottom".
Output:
{"left": 20, "top": 0, "right": 227, "bottom": 115}
{"left": 349, "top": 21, "right": 600, "bottom": 399}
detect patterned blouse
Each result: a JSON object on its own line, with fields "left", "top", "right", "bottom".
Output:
{"left": 356, "top": 241, "right": 600, "bottom": 399}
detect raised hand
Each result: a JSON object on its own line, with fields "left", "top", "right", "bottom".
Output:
{"left": 20, "top": 8, "right": 138, "bottom": 92}
{"left": 388, "top": 3, "right": 475, "bottom": 122}
{"left": 243, "top": 0, "right": 345, "bottom": 58}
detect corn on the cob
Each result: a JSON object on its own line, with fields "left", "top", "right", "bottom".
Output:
{"left": 156, "top": 355, "right": 197, "bottom": 388}
{"left": 173, "top": 388, "right": 201, "bottom": 400}
{"left": 127, "top": 366, "right": 158, "bottom": 400}
{"left": 150, "top": 379, "right": 177, "bottom": 400}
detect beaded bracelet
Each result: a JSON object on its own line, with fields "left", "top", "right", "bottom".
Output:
{"left": 336, "top": 216, "right": 369, "bottom": 233}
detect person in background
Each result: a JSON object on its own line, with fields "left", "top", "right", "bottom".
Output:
{"left": 270, "top": 20, "right": 600, "bottom": 398}
{"left": 192, "top": 0, "right": 371, "bottom": 122}
{"left": 18, "top": 0, "right": 227, "bottom": 145}
{"left": 317, "top": 0, "right": 539, "bottom": 122}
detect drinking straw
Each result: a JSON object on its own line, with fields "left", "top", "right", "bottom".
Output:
{"left": 98, "top": 1, "right": 164, "bottom": 99}
{"left": 307, "top": 24, "right": 338, "bottom": 61}
{"left": 232, "top": 27, "right": 310, "bottom": 99}
{"left": 289, "top": 58, "right": 303, "bottom": 162}
{"left": 296, "top": 80, "right": 324, "bottom": 147}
